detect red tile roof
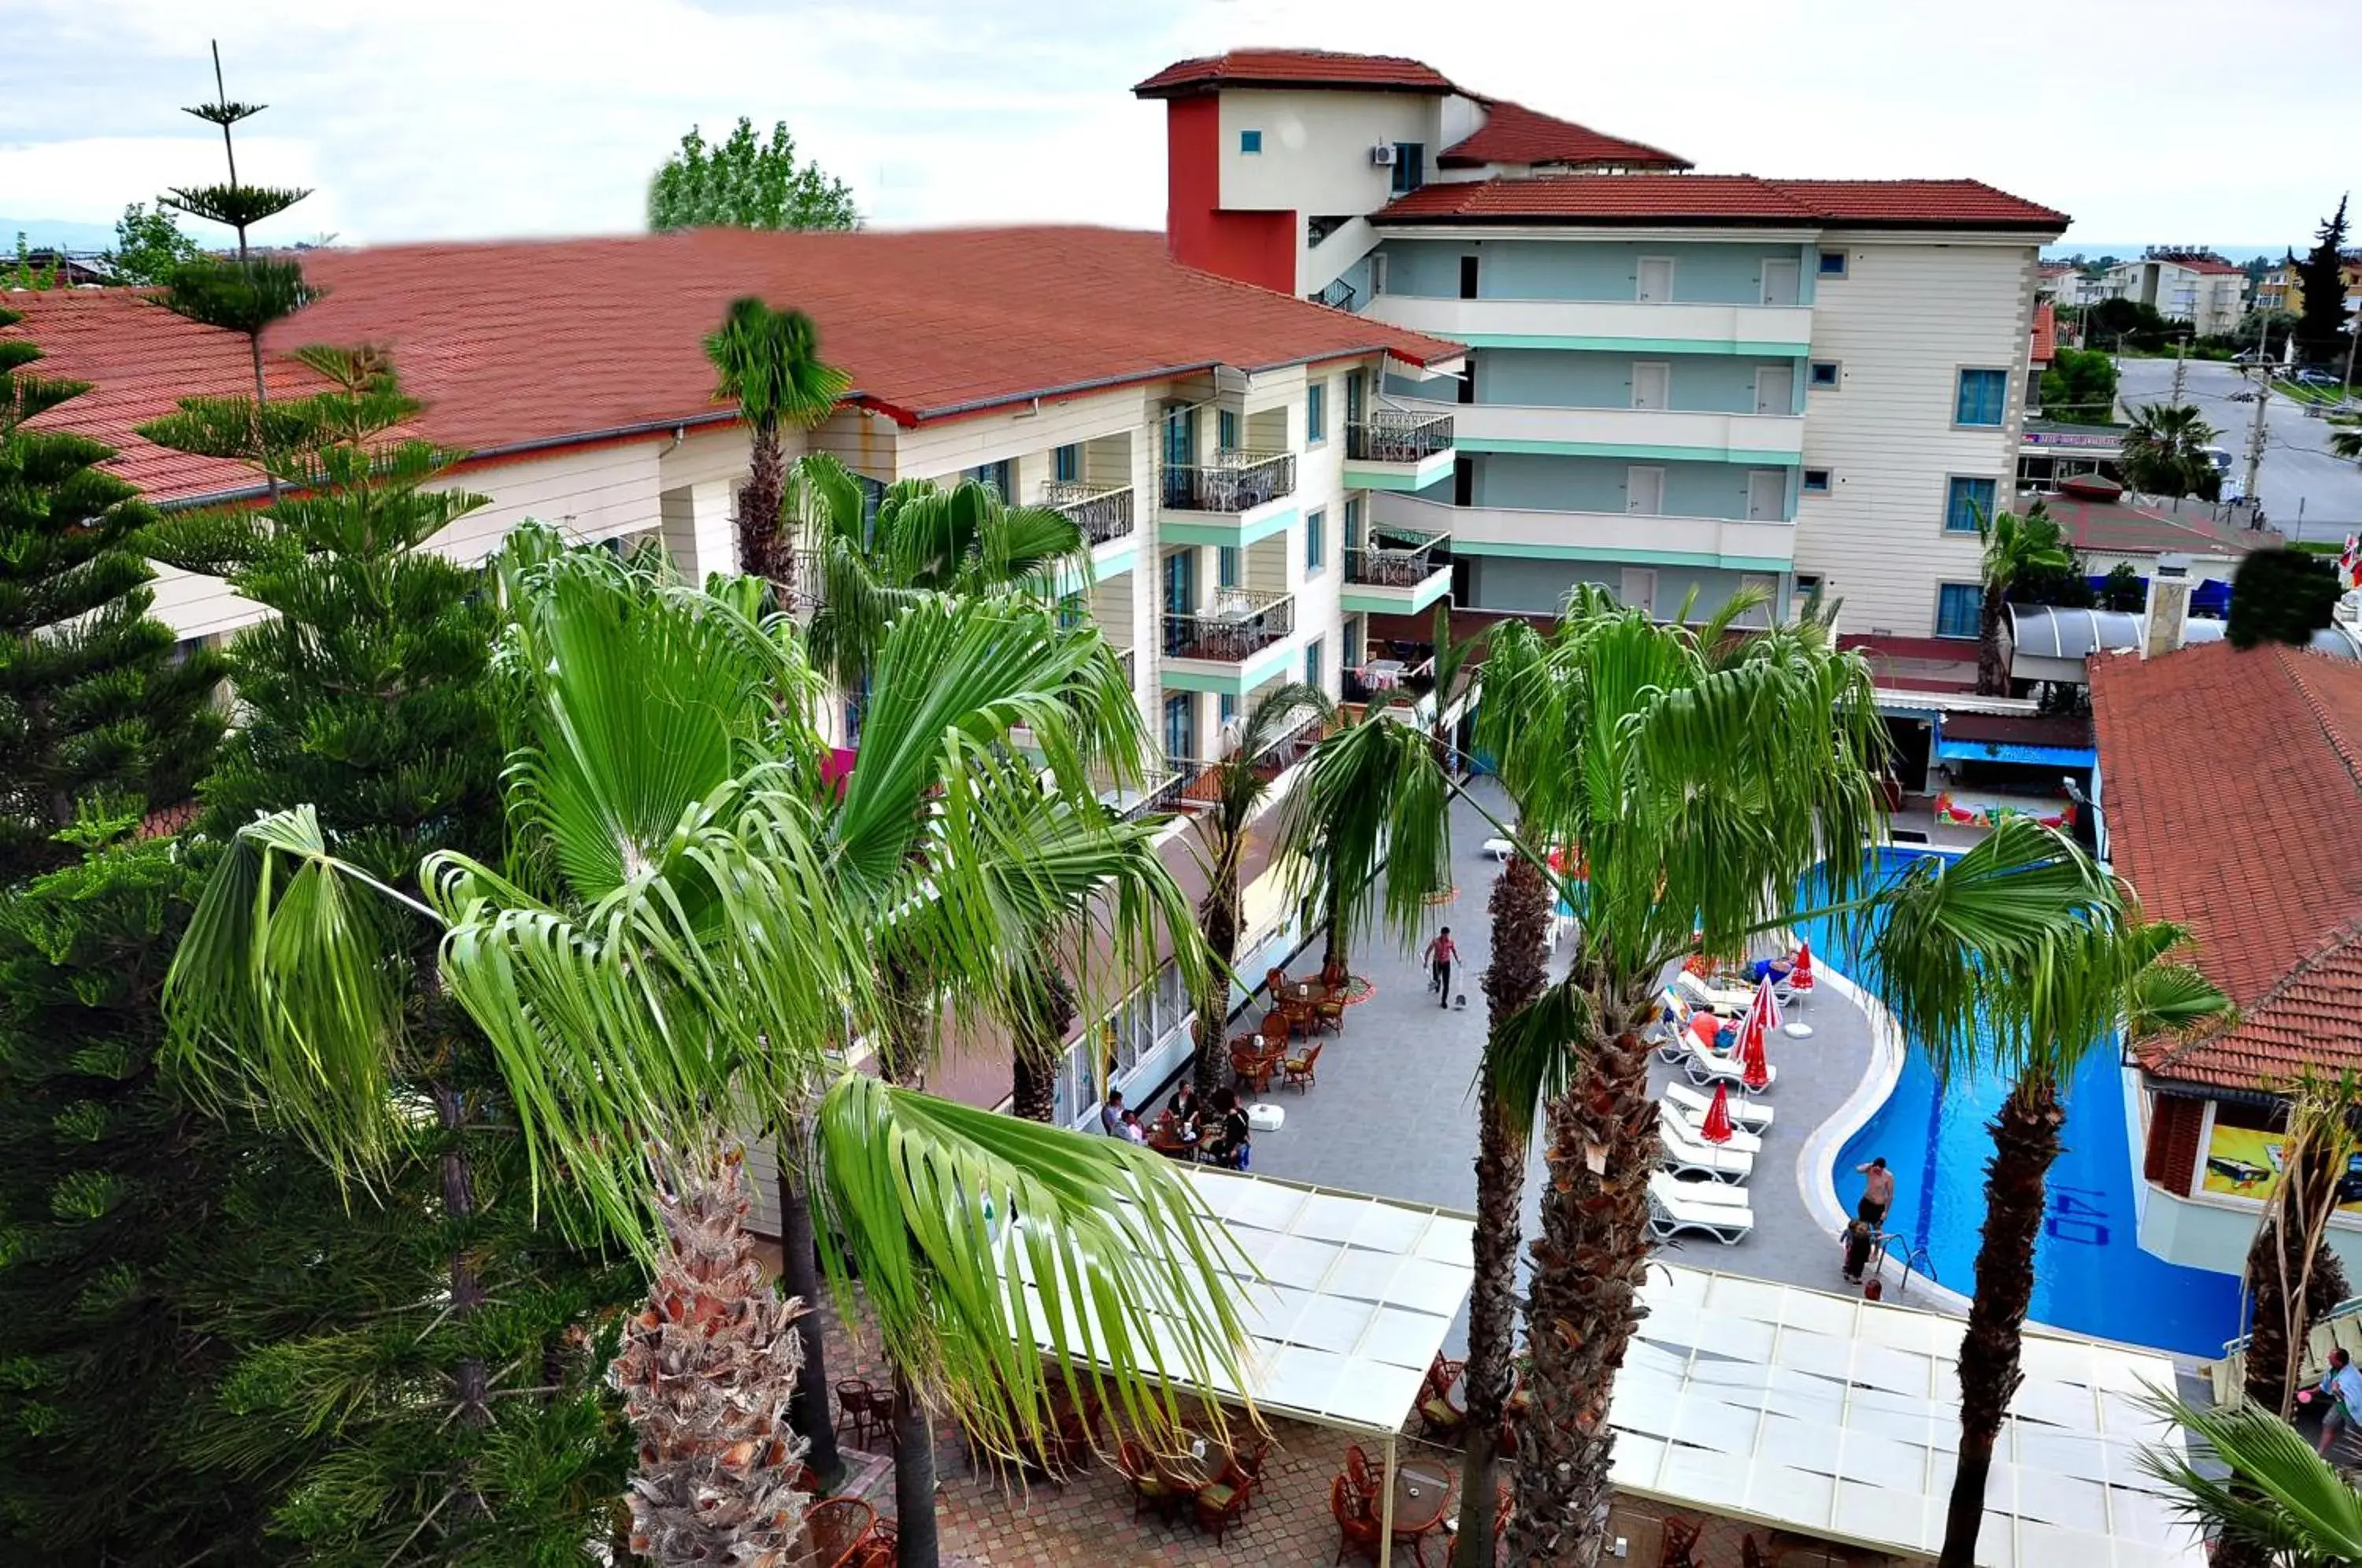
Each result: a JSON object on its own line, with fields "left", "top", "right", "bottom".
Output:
{"left": 5, "top": 227, "right": 1464, "bottom": 505}
{"left": 1437, "top": 99, "right": 1690, "bottom": 171}
{"left": 1134, "top": 50, "right": 1457, "bottom": 98}
{"left": 1378, "top": 175, "right": 2067, "bottom": 231}
{"left": 2090, "top": 642, "right": 2362, "bottom": 1089}
{"left": 2031, "top": 300, "right": 2057, "bottom": 363}
{"left": 2043, "top": 494, "right": 2275, "bottom": 560}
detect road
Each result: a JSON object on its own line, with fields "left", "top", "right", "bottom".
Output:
{"left": 2111, "top": 357, "right": 2362, "bottom": 542}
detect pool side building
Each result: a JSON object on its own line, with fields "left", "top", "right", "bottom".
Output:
{"left": 2089, "top": 638, "right": 2362, "bottom": 1280}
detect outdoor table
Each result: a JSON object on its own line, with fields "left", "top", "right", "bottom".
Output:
{"left": 1153, "top": 1431, "right": 1231, "bottom": 1495}
{"left": 1364, "top": 658, "right": 1405, "bottom": 689}
{"left": 1390, "top": 1456, "right": 1454, "bottom": 1552}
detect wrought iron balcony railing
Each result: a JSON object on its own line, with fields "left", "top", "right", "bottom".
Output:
{"left": 1161, "top": 589, "right": 1295, "bottom": 662}
{"left": 1344, "top": 528, "right": 1452, "bottom": 588}
{"left": 1161, "top": 449, "right": 1296, "bottom": 513}
{"left": 1346, "top": 410, "right": 1455, "bottom": 464}
{"left": 1046, "top": 481, "right": 1135, "bottom": 545}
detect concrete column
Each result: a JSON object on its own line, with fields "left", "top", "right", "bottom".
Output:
{"left": 660, "top": 479, "right": 737, "bottom": 585}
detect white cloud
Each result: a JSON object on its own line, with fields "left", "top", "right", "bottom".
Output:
{"left": 2, "top": 0, "right": 2356, "bottom": 249}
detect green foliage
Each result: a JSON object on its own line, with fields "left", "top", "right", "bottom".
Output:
{"left": 142, "top": 353, "right": 639, "bottom": 1561}
{"left": 0, "top": 311, "right": 227, "bottom": 882}
{"left": 2086, "top": 296, "right": 2173, "bottom": 350}
{"left": 2142, "top": 1392, "right": 2362, "bottom": 1561}
{"left": 8, "top": 235, "right": 63, "bottom": 291}
{"left": 2227, "top": 548, "right": 2343, "bottom": 649}
{"left": 161, "top": 44, "right": 310, "bottom": 255}
{"left": 102, "top": 198, "right": 205, "bottom": 285}
{"left": 2293, "top": 196, "right": 2351, "bottom": 367}
{"left": 2120, "top": 402, "right": 2222, "bottom": 500}
{"left": 156, "top": 253, "right": 319, "bottom": 341}
{"left": 2097, "top": 562, "right": 2146, "bottom": 612}
{"left": 650, "top": 118, "right": 859, "bottom": 233}
{"left": 2037, "top": 346, "right": 2120, "bottom": 424}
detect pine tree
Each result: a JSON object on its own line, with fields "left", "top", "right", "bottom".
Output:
{"left": 0, "top": 306, "right": 225, "bottom": 882}
{"left": 2294, "top": 196, "right": 2350, "bottom": 368}
{"left": 140, "top": 350, "right": 640, "bottom": 1564}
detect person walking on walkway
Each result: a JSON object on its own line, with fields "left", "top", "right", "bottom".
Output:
{"left": 1855, "top": 1157, "right": 1894, "bottom": 1228}
{"left": 2316, "top": 1348, "right": 2362, "bottom": 1459}
{"left": 1423, "top": 926, "right": 1460, "bottom": 1008}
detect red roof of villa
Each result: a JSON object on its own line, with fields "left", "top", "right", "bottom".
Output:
{"left": 2031, "top": 301, "right": 2057, "bottom": 363}
{"left": 1376, "top": 175, "right": 2066, "bottom": 230}
{"left": 3, "top": 227, "right": 1463, "bottom": 505}
{"left": 1133, "top": 50, "right": 1459, "bottom": 98}
{"left": 2090, "top": 642, "right": 2362, "bottom": 1089}
{"left": 1437, "top": 100, "right": 1691, "bottom": 171}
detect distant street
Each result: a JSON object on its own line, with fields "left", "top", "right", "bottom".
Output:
{"left": 2111, "top": 356, "right": 2362, "bottom": 541}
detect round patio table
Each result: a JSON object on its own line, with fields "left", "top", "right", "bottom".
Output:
{"left": 1153, "top": 1432, "right": 1231, "bottom": 1495}
{"left": 1391, "top": 1456, "right": 1454, "bottom": 1540}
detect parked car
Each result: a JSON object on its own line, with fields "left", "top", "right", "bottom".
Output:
{"left": 2228, "top": 389, "right": 2258, "bottom": 402}
{"left": 2295, "top": 367, "right": 2341, "bottom": 387}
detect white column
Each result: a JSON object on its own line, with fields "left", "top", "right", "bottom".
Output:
{"left": 661, "top": 479, "right": 738, "bottom": 585}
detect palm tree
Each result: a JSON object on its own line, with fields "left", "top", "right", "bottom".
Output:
{"left": 2120, "top": 401, "right": 2222, "bottom": 499}
{"left": 705, "top": 299, "right": 850, "bottom": 593}
{"left": 2242, "top": 1073, "right": 2357, "bottom": 1420}
{"left": 2142, "top": 1393, "right": 2362, "bottom": 1562}
{"left": 1184, "top": 682, "right": 1334, "bottom": 1102}
{"left": 1460, "top": 590, "right": 2110, "bottom": 1566}
{"left": 1973, "top": 503, "right": 2073, "bottom": 695}
{"left": 1879, "top": 898, "right": 2230, "bottom": 1568}
{"left": 2328, "top": 407, "right": 2362, "bottom": 464}
{"left": 791, "top": 452, "right": 1090, "bottom": 694}
{"left": 1278, "top": 701, "right": 1546, "bottom": 1568}
{"left": 168, "top": 541, "right": 1249, "bottom": 1568}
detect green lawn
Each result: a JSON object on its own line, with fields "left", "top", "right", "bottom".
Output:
{"left": 2271, "top": 377, "right": 2350, "bottom": 406}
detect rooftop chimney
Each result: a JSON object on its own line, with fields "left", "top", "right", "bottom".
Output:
{"left": 2143, "top": 553, "right": 2193, "bottom": 658}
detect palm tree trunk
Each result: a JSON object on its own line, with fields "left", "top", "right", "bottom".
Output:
{"left": 1505, "top": 977, "right": 1657, "bottom": 1567}
{"left": 890, "top": 1363, "right": 939, "bottom": 1568}
{"left": 738, "top": 416, "right": 787, "bottom": 587}
{"left": 1453, "top": 855, "right": 1551, "bottom": 1568}
{"left": 1976, "top": 583, "right": 2008, "bottom": 697}
{"left": 1192, "top": 883, "right": 1240, "bottom": 1103}
{"left": 2242, "top": 1138, "right": 2350, "bottom": 1418}
{"left": 1938, "top": 1073, "right": 2064, "bottom": 1568}
{"left": 1011, "top": 966, "right": 1075, "bottom": 1124}
{"left": 1321, "top": 877, "right": 1348, "bottom": 976}
{"left": 776, "top": 1152, "right": 843, "bottom": 1487}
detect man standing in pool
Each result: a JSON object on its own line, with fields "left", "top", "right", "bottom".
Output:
{"left": 1855, "top": 1157, "right": 1894, "bottom": 1229}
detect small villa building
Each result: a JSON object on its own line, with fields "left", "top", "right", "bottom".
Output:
{"left": 2090, "top": 639, "right": 2362, "bottom": 1280}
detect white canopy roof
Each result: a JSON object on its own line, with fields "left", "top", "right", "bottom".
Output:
{"left": 1001, "top": 1167, "right": 1475, "bottom": 1438}
{"left": 1611, "top": 1268, "right": 2204, "bottom": 1568}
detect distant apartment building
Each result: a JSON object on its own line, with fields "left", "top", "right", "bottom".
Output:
{"left": 2098, "top": 250, "right": 2249, "bottom": 337}
{"left": 2258, "top": 253, "right": 2362, "bottom": 320}
{"left": 1136, "top": 50, "right": 2068, "bottom": 642}
{"left": 2038, "top": 261, "right": 2105, "bottom": 309}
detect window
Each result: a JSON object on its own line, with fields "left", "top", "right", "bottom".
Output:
{"left": 966, "top": 459, "right": 1013, "bottom": 497}
{"left": 1809, "top": 361, "right": 1842, "bottom": 390}
{"left": 1368, "top": 252, "right": 1390, "bottom": 297}
{"left": 1239, "top": 129, "right": 1263, "bottom": 154}
{"left": 1217, "top": 545, "right": 1239, "bottom": 588}
{"left": 1944, "top": 475, "right": 1997, "bottom": 533}
{"left": 1218, "top": 409, "right": 1240, "bottom": 453}
{"left": 1219, "top": 693, "right": 1237, "bottom": 727}
{"left": 1345, "top": 495, "right": 1363, "bottom": 542}
{"left": 1955, "top": 368, "right": 2009, "bottom": 427}
{"left": 1390, "top": 142, "right": 1425, "bottom": 195}
{"left": 1305, "top": 507, "right": 1326, "bottom": 573}
{"left": 1308, "top": 380, "right": 1327, "bottom": 444}
{"left": 1802, "top": 468, "right": 1832, "bottom": 494}
{"left": 1818, "top": 250, "right": 1849, "bottom": 277}
{"left": 1795, "top": 573, "right": 1825, "bottom": 600}
{"left": 1935, "top": 584, "right": 1981, "bottom": 640}
{"left": 1163, "top": 694, "right": 1194, "bottom": 760}
{"left": 1459, "top": 255, "right": 1479, "bottom": 300}
{"left": 1305, "top": 637, "right": 1326, "bottom": 689}
{"left": 1053, "top": 443, "right": 1079, "bottom": 483}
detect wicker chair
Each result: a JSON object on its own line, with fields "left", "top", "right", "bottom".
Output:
{"left": 1331, "top": 1476, "right": 1383, "bottom": 1565}
{"left": 1115, "top": 1438, "right": 1179, "bottom": 1522}
{"left": 1282, "top": 1038, "right": 1324, "bottom": 1091}
{"left": 802, "top": 1498, "right": 876, "bottom": 1568}
{"left": 1417, "top": 1355, "right": 1467, "bottom": 1440}
{"left": 1313, "top": 995, "right": 1347, "bottom": 1035}
{"left": 1233, "top": 1045, "right": 1278, "bottom": 1095}
{"left": 1260, "top": 1010, "right": 1293, "bottom": 1051}
{"left": 1194, "top": 1469, "right": 1257, "bottom": 1544}
{"left": 1660, "top": 1514, "right": 1705, "bottom": 1568}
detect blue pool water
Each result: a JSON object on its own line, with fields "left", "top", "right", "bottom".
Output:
{"left": 1798, "top": 849, "right": 2244, "bottom": 1358}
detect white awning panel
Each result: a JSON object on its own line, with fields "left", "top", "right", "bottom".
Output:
{"left": 1611, "top": 1268, "right": 2205, "bottom": 1568}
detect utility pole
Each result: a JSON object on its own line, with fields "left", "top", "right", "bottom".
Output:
{"left": 2170, "top": 335, "right": 2188, "bottom": 408}
{"left": 2242, "top": 374, "right": 2271, "bottom": 522}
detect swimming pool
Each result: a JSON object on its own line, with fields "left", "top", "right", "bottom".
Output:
{"left": 1799, "top": 848, "right": 2244, "bottom": 1359}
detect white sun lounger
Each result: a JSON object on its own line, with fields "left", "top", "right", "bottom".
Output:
{"left": 1671, "top": 969, "right": 1752, "bottom": 1015}
{"left": 1684, "top": 1035, "right": 1776, "bottom": 1095}
{"left": 1663, "top": 1078, "right": 1774, "bottom": 1131}
{"left": 1656, "top": 1107, "right": 1755, "bottom": 1182}
{"left": 1648, "top": 1172, "right": 1754, "bottom": 1244}
{"left": 1659, "top": 1099, "right": 1762, "bottom": 1159}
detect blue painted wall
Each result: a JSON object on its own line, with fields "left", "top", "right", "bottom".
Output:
{"left": 1477, "top": 349, "right": 1801, "bottom": 414}
{"left": 1379, "top": 239, "right": 1819, "bottom": 305}
{"left": 1468, "top": 453, "right": 1790, "bottom": 521}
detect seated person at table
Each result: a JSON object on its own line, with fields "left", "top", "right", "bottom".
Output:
{"left": 1203, "top": 1089, "right": 1252, "bottom": 1169}
{"left": 1118, "top": 1108, "right": 1149, "bottom": 1145}
{"left": 1168, "top": 1084, "right": 1202, "bottom": 1136}
{"left": 1099, "top": 1089, "right": 1127, "bottom": 1137}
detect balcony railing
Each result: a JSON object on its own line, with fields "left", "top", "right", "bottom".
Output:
{"left": 1162, "top": 589, "right": 1295, "bottom": 662}
{"left": 1347, "top": 410, "right": 1454, "bottom": 464}
{"left": 1343, "top": 653, "right": 1438, "bottom": 707}
{"left": 1161, "top": 449, "right": 1296, "bottom": 513}
{"left": 1345, "top": 528, "right": 1452, "bottom": 589}
{"left": 1046, "top": 481, "right": 1135, "bottom": 545}
{"left": 1105, "top": 750, "right": 1199, "bottom": 822}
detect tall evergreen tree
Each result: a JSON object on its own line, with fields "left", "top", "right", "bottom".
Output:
{"left": 140, "top": 349, "right": 639, "bottom": 1563}
{"left": 2293, "top": 196, "right": 2351, "bottom": 368}
{"left": 0, "top": 307, "right": 225, "bottom": 881}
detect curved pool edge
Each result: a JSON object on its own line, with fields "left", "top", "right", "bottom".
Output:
{"left": 1798, "top": 961, "right": 1977, "bottom": 1320}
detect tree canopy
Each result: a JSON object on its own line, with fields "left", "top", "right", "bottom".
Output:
{"left": 2227, "top": 548, "right": 2343, "bottom": 649}
{"left": 102, "top": 199, "right": 205, "bottom": 286}
{"left": 2293, "top": 196, "right": 2351, "bottom": 368}
{"left": 2038, "top": 346, "right": 2120, "bottom": 425}
{"left": 650, "top": 118, "right": 859, "bottom": 233}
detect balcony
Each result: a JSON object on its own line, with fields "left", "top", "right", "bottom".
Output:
{"left": 1426, "top": 398, "right": 1805, "bottom": 464}
{"left": 1046, "top": 481, "right": 1135, "bottom": 546}
{"left": 1344, "top": 410, "right": 1457, "bottom": 491}
{"left": 1342, "top": 528, "right": 1454, "bottom": 616}
{"left": 1160, "top": 589, "right": 1299, "bottom": 693}
{"left": 1364, "top": 294, "right": 1814, "bottom": 356}
{"left": 1373, "top": 492, "right": 1795, "bottom": 571}
{"left": 1101, "top": 749, "right": 1198, "bottom": 823}
{"left": 1343, "top": 653, "right": 1437, "bottom": 708}
{"left": 1173, "top": 708, "right": 1331, "bottom": 806}
{"left": 1158, "top": 450, "right": 1299, "bottom": 547}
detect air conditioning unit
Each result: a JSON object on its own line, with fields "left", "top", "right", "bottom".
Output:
{"left": 1369, "top": 143, "right": 1397, "bottom": 167}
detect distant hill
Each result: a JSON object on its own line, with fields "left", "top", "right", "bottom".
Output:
{"left": 1, "top": 216, "right": 118, "bottom": 252}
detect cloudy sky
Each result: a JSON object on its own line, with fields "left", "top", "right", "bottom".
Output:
{"left": 3, "top": 0, "right": 2353, "bottom": 254}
